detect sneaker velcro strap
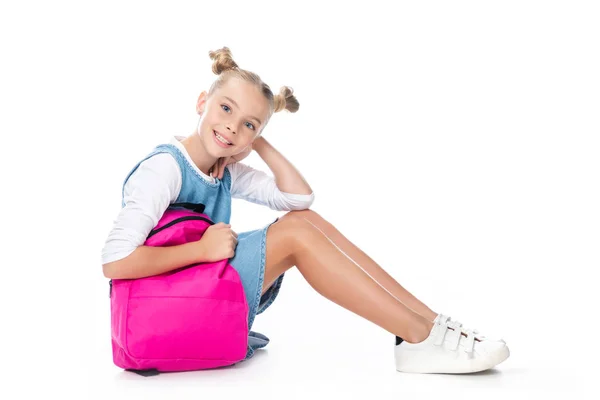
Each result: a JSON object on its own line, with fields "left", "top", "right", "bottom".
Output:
{"left": 447, "top": 328, "right": 462, "bottom": 351}
{"left": 464, "top": 330, "right": 476, "bottom": 353}
{"left": 434, "top": 325, "right": 447, "bottom": 346}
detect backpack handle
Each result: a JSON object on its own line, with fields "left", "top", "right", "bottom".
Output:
{"left": 170, "top": 202, "right": 206, "bottom": 214}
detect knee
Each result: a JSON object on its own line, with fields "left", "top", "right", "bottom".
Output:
{"left": 277, "top": 208, "right": 333, "bottom": 252}
{"left": 277, "top": 209, "right": 314, "bottom": 229}
{"left": 281, "top": 208, "right": 335, "bottom": 234}
{"left": 279, "top": 208, "right": 323, "bottom": 224}
{"left": 275, "top": 209, "right": 320, "bottom": 244}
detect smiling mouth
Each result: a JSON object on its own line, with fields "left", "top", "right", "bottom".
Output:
{"left": 213, "top": 130, "right": 233, "bottom": 146}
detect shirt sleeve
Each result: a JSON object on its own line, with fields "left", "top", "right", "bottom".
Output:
{"left": 227, "top": 161, "right": 315, "bottom": 211}
{"left": 101, "top": 153, "right": 182, "bottom": 265}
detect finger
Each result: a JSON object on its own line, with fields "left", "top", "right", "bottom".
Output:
{"left": 213, "top": 158, "right": 221, "bottom": 178}
{"left": 219, "top": 157, "right": 227, "bottom": 179}
{"left": 223, "top": 156, "right": 230, "bottom": 174}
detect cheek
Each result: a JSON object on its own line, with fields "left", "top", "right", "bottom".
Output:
{"left": 238, "top": 141, "right": 250, "bottom": 149}
{"left": 236, "top": 140, "right": 251, "bottom": 151}
{"left": 199, "top": 118, "right": 215, "bottom": 134}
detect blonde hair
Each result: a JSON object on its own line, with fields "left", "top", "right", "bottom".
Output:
{"left": 206, "top": 47, "right": 299, "bottom": 131}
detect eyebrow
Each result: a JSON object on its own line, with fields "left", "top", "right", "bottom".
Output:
{"left": 223, "top": 96, "right": 262, "bottom": 126}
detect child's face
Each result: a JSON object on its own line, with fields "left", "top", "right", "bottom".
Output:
{"left": 196, "top": 78, "right": 270, "bottom": 157}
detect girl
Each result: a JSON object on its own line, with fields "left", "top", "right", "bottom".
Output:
{"left": 101, "top": 46, "right": 510, "bottom": 374}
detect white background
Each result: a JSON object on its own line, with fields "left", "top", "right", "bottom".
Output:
{"left": 1, "top": 0, "right": 598, "bottom": 399}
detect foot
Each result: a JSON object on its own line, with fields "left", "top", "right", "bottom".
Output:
{"left": 395, "top": 318, "right": 510, "bottom": 374}
{"left": 434, "top": 313, "right": 506, "bottom": 343}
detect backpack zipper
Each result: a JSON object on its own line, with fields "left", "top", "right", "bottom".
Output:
{"left": 146, "top": 216, "right": 214, "bottom": 239}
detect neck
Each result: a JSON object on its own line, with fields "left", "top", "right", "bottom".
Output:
{"left": 181, "top": 131, "right": 218, "bottom": 176}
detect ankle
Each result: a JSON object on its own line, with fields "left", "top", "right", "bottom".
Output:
{"left": 404, "top": 319, "right": 433, "bottom": 344}
{"left": 428, "top": 310, "right": 439, "bottom": 322}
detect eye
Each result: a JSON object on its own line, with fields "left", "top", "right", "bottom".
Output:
{"left": 222, "top": 104, "right": 255, "bottom": 130}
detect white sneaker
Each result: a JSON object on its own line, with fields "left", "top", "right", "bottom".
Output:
{"left": 395, "top": 319, "right": 510, "bottom": 374}
{"left": 434, "top": 313, "right": 506, "bottom": 343}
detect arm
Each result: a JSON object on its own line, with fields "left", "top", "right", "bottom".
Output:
{"left": 252, "top": 136, "right": 313, "bottom": 195}
{"left": 228, "top": 160, "right": 315, "bottom": 211}
{"left": 101, "top": 154, "right": 207, "bottom": 279}
{"left": 103, "top": 242, "right": 208, "bottom": 280}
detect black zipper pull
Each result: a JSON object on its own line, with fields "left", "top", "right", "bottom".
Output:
{"left": 109, "top": 279, "right": 112, "bottom": 298}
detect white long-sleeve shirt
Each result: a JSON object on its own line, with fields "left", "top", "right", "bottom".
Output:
{"left": 101, "top": 136, "right": 315, "bottom": 265}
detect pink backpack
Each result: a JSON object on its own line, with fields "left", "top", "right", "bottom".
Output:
{"left": 109, "top": 208, "right": 249, "bottom": 375}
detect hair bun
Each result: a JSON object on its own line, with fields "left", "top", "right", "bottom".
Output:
{"left": 208, "top": 46, "right": 239, "bottom": 75}
{"left": 274, "top": 86, "right": 299, "bottom": 113}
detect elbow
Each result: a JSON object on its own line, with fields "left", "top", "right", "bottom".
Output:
{"left": 275, "top": 191, "right": 315, "bottom": 211}
{"left": 289, "top": 192, "right": 316, "bottom": 211}
{"left": 103, "top": 259, "right": 126, "bottom": 279}
{"left": 102, "top": 262, "right": 117, "bottom": 279}
{"left": 297, "top": 201, "right": 315, "bottom": 211}
{"left": 102, "top": 248, "right": 138, "bottom": 279}
{"left": 306, "top": 192, "right": 315, "bottom": 208}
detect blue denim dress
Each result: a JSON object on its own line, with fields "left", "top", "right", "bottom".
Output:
{"left": 121, "top": 143, "right": 285, "bottom": 361}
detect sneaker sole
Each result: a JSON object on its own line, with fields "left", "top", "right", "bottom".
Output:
{"left": 395, "top": 344, "right": 510, "bottom": 374}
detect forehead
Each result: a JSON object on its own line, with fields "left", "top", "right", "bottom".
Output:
{"left": 217, "top": 78, "right": 269, "bottom": 117}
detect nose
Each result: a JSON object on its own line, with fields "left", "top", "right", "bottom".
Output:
{"left": 226, "top": 124, "right": 237, "bottom": 135}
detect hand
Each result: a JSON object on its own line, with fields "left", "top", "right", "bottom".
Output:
{"left": 197, "top": 222, "right": 238, "bottom": 261}
{"left": 210, "top": 143, "right": 254, "bottom": 180}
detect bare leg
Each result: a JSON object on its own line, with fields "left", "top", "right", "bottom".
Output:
{"left": 263, "top": 209, "right": 439, "bottom": 322}
{"left": 261, "top": 211, "right": 433, "bottom": 343}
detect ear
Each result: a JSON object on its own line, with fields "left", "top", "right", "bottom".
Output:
{"left": 196, "top": 91, "right": 208, "bottom": 115}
